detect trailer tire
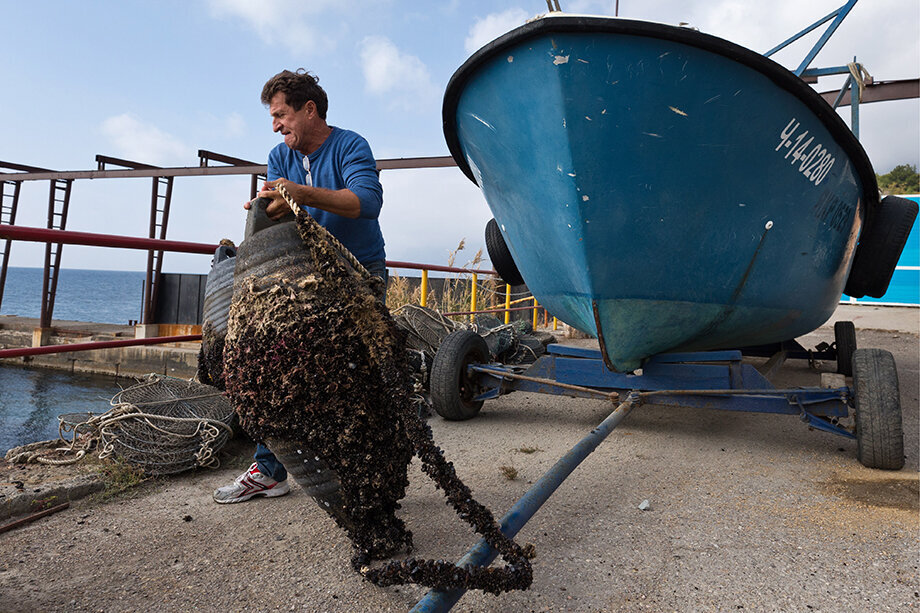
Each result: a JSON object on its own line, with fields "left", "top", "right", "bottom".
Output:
{"left": 485, "top": 218, "right": 525, "bottom": 286}
{"left": 834, "top": 320, "right": 856, "bottom": 377}
{"left": 431, "top": 330, "right": 490, "bottom": 421}
{"left": 852, "top": 348, "right": 904, "bottom": 470}
{"left": 845, "top": 195, "right": 918, "bottom": 299}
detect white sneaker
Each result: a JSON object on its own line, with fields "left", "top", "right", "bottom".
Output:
{"left": 213, "top": 462, "right": 291, "bottom": 504}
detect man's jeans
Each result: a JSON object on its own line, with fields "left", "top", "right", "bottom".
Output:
{"left": 255, "top": 260, "right": 388, "bottom": 481}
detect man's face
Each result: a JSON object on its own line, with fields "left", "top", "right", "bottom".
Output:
{"left": 269, "top": 92, "right": 315, "bottom": 153}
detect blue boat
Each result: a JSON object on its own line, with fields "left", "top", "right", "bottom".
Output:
{"left": 443, "top": 13, "right": 890, "bottom": 372}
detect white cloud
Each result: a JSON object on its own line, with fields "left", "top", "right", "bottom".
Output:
{"left": 464, "top": 9, "right": 530, "bottom": 55}
{"left": 100, "top": 114, "right": 194, "bottom": 167}
{"left": 206, "top": 0, "right": 339, "bottom": 55}
{"left": 224, "top": 112, "right": 246, "bottom": 138}
{"left": 359, "top": 36, "right": 438, "bottom": 110}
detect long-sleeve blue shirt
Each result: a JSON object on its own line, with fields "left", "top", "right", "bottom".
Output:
{"left": 267, "top": 127, "right": 385, "bottom": 264}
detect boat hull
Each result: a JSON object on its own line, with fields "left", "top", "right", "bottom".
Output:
{"left": 444, "top": 16, "right": 878, "bottom": 371}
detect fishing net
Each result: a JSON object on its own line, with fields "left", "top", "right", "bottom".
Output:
{"left": 6, "top": 376, "right": 235, "bottom": 475}
{"left": 95, "top": 376, "right": 235, "bottom": 475}
{"left": 392, "top": 304, "right": 554, "bottom": 369}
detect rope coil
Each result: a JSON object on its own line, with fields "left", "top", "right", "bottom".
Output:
{"left": 6, "top": 375, "right": 235, "bottom": 475}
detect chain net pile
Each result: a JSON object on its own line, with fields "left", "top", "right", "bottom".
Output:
{"left": 6, "top": 375, "right": 235, "bottom": 476}
{"left": 222, "top": 196, "right": 532, "bottom": 594}
{"left": 392, "top": 304, "right": 555, "bottom": 374}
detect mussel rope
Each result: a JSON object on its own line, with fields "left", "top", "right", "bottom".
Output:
{"left": 276, "top": 183, "right": 533, "bottom": 594}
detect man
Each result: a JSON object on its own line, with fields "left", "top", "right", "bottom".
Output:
{"left": 214, "top": 69, "right": 387, "bottom": 504}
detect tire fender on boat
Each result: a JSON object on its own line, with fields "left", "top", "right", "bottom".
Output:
{"left": 844, "top": 195, "right": 918, "bottom": 299}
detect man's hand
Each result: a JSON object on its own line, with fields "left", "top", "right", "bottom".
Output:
{"left": 241, "top": 178, "right": 299, "bottom": 220}
{"left": 243, "top": 178, "right": 362, "bottom": 220}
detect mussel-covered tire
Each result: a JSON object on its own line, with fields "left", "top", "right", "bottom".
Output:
{"left": 834, "top": 320, "right": 857, "bottom": 377}
{"left": 485, "top": 218, "right": 525, "bottom": 286}
{"left": 852, "top": 348, "right": 904, "bottom": 470}
{"left": 431, "top": 329, "right": 489, "bottom": 421}
{"left": 845, "top": 195, "right": 918, "bottom": 299}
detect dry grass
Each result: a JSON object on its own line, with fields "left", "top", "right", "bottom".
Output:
{"left": 515, "top": 446, "right": 542, "bottom": 454}
{"left": 386, "top": 239, "right": 503, "bottom": 322}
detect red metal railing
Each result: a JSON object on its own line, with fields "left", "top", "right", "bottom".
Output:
{"left": 0, "top": 224, "right": 510, "bottom": 357}
{"left": 0, "top": 335, "right": 202, "bottom": 359}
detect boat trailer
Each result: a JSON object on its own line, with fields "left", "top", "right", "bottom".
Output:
{"left": 411, "top": 323, "right": 903, "bottom": 611}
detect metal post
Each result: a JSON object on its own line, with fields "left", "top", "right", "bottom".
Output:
{"left": 850, "top": 58, "right": 861, "bottom": 139}
{"left": 504, "top": 284, "right": 511, "bottom": 324}
{"left": 470, "top": 273, "right": 478, "bottom": 323}
{"left": 39, "top": 179, "right": 72, "bottom": 329}
{"left": 0, "top": 180, "right": 21, "bottom": 311}
{"left": 411, "top": 394, "right": 640, "bottom": 613}
{"left": 420, "top": 269, "right": 429, "bottom": 307}
{"left": 532, "top": 299, "right": 539, "bottom": 329}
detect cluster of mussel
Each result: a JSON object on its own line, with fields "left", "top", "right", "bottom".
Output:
{"left": 198, "top": 199, "right": 532, "bottom": 593}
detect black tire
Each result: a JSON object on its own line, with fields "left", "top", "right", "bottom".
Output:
{"left": 431, "top": 329, "right": 490, "bottom": 420}
{"left": 845, "top": 195, "right": 918, "bottom": 298}
{"left": 834, "top": 320, "right": 856, "bottom": 377}
{"left": 485, "top": 218, "right": 525, "bottom": 286}
{"left": 852, "top": 348, "right": 904, "bottom": 470}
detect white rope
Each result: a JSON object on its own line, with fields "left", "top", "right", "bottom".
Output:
{"left": 846, "top": 61, "right": 872, "bottom": 102}
{"left": 276, "top": 182, "right": 373, "bottom": 281}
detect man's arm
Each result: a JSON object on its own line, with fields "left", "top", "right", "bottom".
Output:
{"left": 259, "top": 179, "right": 361, "bottom": 220}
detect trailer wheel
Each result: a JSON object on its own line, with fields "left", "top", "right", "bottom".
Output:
{"left": 485, "top": 218, "right": 525, "bottom": 286}
{"left": 834, "top": 321, "right": 856, "bottom": 377}
{"left": 431, "top": 330, "right": 489, "bottom": 421}
{"left": 852, "top": 348, "right": 904, "bottom": 470}
{"left": 845, "top": 195, "right": 918, "bottom": 299}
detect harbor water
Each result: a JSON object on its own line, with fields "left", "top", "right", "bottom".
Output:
{"left": 0, "top": 365, "right": 124, "bottom": 454}
{"left": 1, "top": 267, "right": 145, "bottom": 452}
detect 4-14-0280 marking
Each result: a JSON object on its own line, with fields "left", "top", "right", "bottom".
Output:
{"left": 776, "top": 118, "right": 835, "bottom": 186}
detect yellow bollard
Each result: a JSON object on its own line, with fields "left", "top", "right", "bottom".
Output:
{"left": 553, "top": 316, "right": 558, "bottom": 331}
{"left": 504, "top": 284, "right": 511, "bottom": 324}
{"left": 470, "top": 273, "right": 478, "bottom": 323}
{"left": 532, "top": 299, "right": 539, "bottom": 329}
{"left": 420, "top": 269, "right": 428, "bottom": 307}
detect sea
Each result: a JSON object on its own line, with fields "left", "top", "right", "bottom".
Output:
{"left": 1, "top": 267, "right": 147, "bottom": 452}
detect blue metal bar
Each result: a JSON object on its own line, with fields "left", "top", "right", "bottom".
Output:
{"left": 802, "top": 65, "right": 850, "bottom": 78}
{"left": 794, "top": 0, "right": 859, "bottom": 76}
{"left": 764, "top": 8, "right": 839, "bottom": 57}
{"left": 410, "top": 394, "right": 640, "bottom": 613}
{"left": 762, "top": 1, "right": 859, "bottom": 76}
{"left": 800, "top": 412, "right": 856, "bottom": 438}
{"left": 850, "top": 59, "right": 861, "bottom": 138}
{"left": 833, "top": 75, "right": 854, "bottom": 109}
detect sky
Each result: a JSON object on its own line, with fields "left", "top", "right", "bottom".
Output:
{"left": 1, "top": 0, "right": 917, "bottom": 274}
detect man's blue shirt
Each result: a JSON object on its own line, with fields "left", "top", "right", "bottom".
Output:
{"left": 267, "top": 127, "right": 385, "bottom": 264}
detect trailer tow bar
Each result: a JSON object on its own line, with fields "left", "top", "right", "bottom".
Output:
{"left": 411, "top": 392, "right": 641, "bottom": 613}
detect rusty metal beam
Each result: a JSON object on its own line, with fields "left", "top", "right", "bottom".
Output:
{"left": 95, "top": 155, "right": 159, "bottom": 170}
{"left": 376, "top": 156, "right": 456, "bottom": 170}
{"left": 819, "top": 78, "right": 919, "bottom": 107}
{"left": 0, "top": 165, "right": 265, "bottom": 181}
{"left": 197, "top": 150, "right": 267, "bottom": 201}
{"left": 0, "top": 155, "right": 459, "bottom": 181}
{"left": 0, "top": 161, "right": 53, "bottom": 173}
{"left": 198, "top": 150, "right": 258, "bottom": 167}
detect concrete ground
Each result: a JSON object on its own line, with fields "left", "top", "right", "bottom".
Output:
{"left": 0, "top": 304, "right": 917, "bottom": 612}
